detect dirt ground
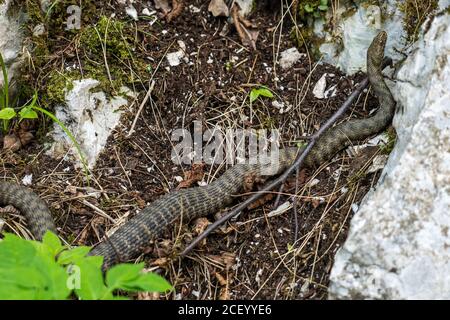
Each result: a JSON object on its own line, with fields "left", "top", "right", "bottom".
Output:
{"left": 0, "top": 1, "right": 392, "bottom": 299}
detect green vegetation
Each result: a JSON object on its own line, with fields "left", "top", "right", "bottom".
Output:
{"left": 0, "top": 52, "right": 89, "bottom": 176}
{"left": 398, "top": 0, "right": 439, "bottom": 42}
{"left": 20, "top": 1, "right": 150, "bottom": 106}
{"left": 379, "top": 129, "right": 397, "bottom": 155}
{"left": 0, "top": 231, "right": 172, "bottom": 300}
{"left": 295, "top": 0, "right": 330, "bottom": 22}
{"left": 249, "top": 86, "right": 274, "bottom": 103}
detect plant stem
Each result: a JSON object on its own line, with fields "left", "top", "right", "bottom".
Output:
{"left": 0, "top": 52, "right": 10, "bottom": 133}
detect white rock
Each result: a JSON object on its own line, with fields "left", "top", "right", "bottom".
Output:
{"left": 142, "top": 8, "right": 152, "bottom": 16}
{"left": 235, "top": 0, "right": 253, "bottom": 17}
{"left": 208, "top": 0, "right": 229, "bottom": 17}
{"left": 21, "top": 174, "right": 32, "bottom": 186}
{"left": 125, "top": 5, "right": 138, "bottom": 21}
{"left": 279, "top": 47, "right": 304, "bottom": 70}
{"left": 312, "top": 74, "right": 327, "bottom": 99}
{"left": 329, "top": 13, "right": 450, "bottom": 300}
{"left": 166, "top": 41, "right": 187, "bottom": 66}
{"left": 47, "top": 79, "right": 129, "bottom": 169}
{"left": 315, "top": 0, "right": 406, "bottom": 74}
{"left": 0, "top": 0, "right": 25, "bottom": 89}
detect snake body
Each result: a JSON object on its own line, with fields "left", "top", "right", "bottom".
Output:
{"left": 0, "top": 32, "right": 395, "bottom": 269}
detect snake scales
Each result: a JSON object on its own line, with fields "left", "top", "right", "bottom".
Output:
{"left": 0, "top": 32, "right": 395, "bottom": 269}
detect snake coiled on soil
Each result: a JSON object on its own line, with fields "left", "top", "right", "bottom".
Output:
{"left": 0, "top": 32, "right": 395, "bottom": 269}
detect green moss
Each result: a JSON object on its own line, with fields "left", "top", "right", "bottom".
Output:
{"left": 45, "top": 71, "right": 76, "bottom": 103}
{"left": 379, "top": 128, "right": 397, "bottom": 155}
{"left": 296, "top": 0, "right": 329, "bottom": 23}
{"left": 80, "top": 16, "right": 133, "bottom": 61}
{"left": 399, "top": 0, "right": 439, "bottom": 42}
{"left": 17, "top": 1, "right": 151, "bottom": 107}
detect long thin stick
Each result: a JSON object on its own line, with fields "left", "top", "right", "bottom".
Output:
{"left": 127, "top": 80, "right": 155, "bottom": 138}
{"left": 181, "top": 58, "right": 392, "bottom": 257}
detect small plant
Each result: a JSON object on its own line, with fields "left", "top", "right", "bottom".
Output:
{"left": 0, "top": 51, "right": 89, "bottom": 177}
{"left": 302, "top": 0, "right": 329, "bottom": 19}
{"left": 0, "top": 231, "right": 172, "bottom": 300}
{"left": 249, "top": 86, "right": 274, "bottom": 103}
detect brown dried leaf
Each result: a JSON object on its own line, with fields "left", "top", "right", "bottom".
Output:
{"left": 177, "top": 163, "right": 205, "bottom": 189}
{"left": 219, "top": 286, "right": 230, "bottom": 300}
{"left": 215, "top": 272, "right": 227, "bottom": 286}
{"left": 150, "top": 257, "right": 169, "bottom": 267}
{"left": 207, "top": 252, "right": 236, "bottom": 269}
{"left": 166, "top": 0, "right": 184, "bottom": 22}
{"left": 193, "top": 217, "right": 211, "bottom": 235}
{"left": 231, "top": 5, "right": 259, "bottom": 50}
{"left": 137, "top": 292, "right": 160, "bottom": 300}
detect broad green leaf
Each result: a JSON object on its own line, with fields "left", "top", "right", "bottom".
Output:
{"left": 74, "top": 256, "right": 111, "bottom": 300}
{"left": 318, "top": 5, "right": 328, "bottom": 11}
{"left": 0, "top": 107, "right": 16, "bottom": 120}
{"left": 57, "top": 246, "right": 92, "bottom": 265}
{"left": 249, "top": 87, "right": 274, "bottom": 103}
{"left": 255, "top": 87, "right": 273, "bottom": 98}
{"left": 106, "top": 263, "right": 172, "bottom": 293}
{"left": 249, "top": 89, "right": 259, "bottom": 103}
{"left": 106, "top": 263, "right": 143, "bottom": 290}
{"left": 42, "top": 231, "right": 64, "bottom": 257}
{"left": 19, "top": 106, "right": 38, "bottom": 120}
{"left": 125, "top": 272, "right": 173, "bottom": 293}
{"left": 0, "top": 234, "right": 70, "bottom": 300}
{"left": 0, "top": 233, "right": 38, "bottom": 268}
{"left": 320, "top": 0, "right": 328, "bottom": 5}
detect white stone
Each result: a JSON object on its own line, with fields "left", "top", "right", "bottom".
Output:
{"left": 235, "top": 0, "right": 253, "bottom": 17}
{"left": 0, "top": 0, "right": 25, "bottom": 89}
{"left": 142, "top": 8, "right": 152, "bottom": 16}
{"left": 279, "top": 47, "right": 304, "bottom": 70}
{"left": 329, "top": 14, "right": 450, "bottom": 300}
{"left": 315, "top": 0, "right": 406, "bottom": 74}
{"left": 312, "top": 74, "right": 327, "bottom": 99}
{"left": 47, "top": 79, "right": 129, "bottom": 169}
{"left": 166, "top": 41, "right": 187, "bottom": 67}
{"left": 208, "top": 0, "right": 229, "bottom": 17}
{"left": 125, "top": 5, "right": 138, "bottom": 21}
{"left": 21, "top": 174, "right": 32, "bottom": 186}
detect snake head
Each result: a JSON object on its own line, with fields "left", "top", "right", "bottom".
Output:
{"left": 368, "top": 31, "right": 388, "bottom": 68}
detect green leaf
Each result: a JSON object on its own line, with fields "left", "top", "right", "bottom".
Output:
{"left": 74, "top": 256, "right": 112, "bottom": 300}
{"left": 304, "top": 4, "right": 314, "bottom": 12}
{"left": 127, "top": 272, "right": 173, "bottom": 292}
{"left": 42, "top": 231, "right": 64, "bottom": 257}
{"left": 249, "top": 87, "right": 274, "bottom": 103}
{"left": 318, "top": 5, "right": 328, "bottom": 11}
{"left": 0, "top": 233, "right": 70, "bottom": 300}
{"left": 57, "top": 246, "right": 92, "bottom": 265}
{"left": 256, "top": 87, "right": 274, "bottom": 98}
{"left": 249, "top": 89, "right": 259, "bottom": 103}
{"left": 320, "top": 0, "right": 328, "bottom": 5}
{"left": 19, "top": 106, "right": 38, "bottom": 120}
{"left": 0, "top": 107, "right": 16, "bottom": 120}
{"left": 313, "top": 11, "right": 320, "bottom": 18}
{"left": 106, "top": 263, "right": 143, "bottom": 290}
{"left": 106, "top": 263, "right": 172, "bottom": 293}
